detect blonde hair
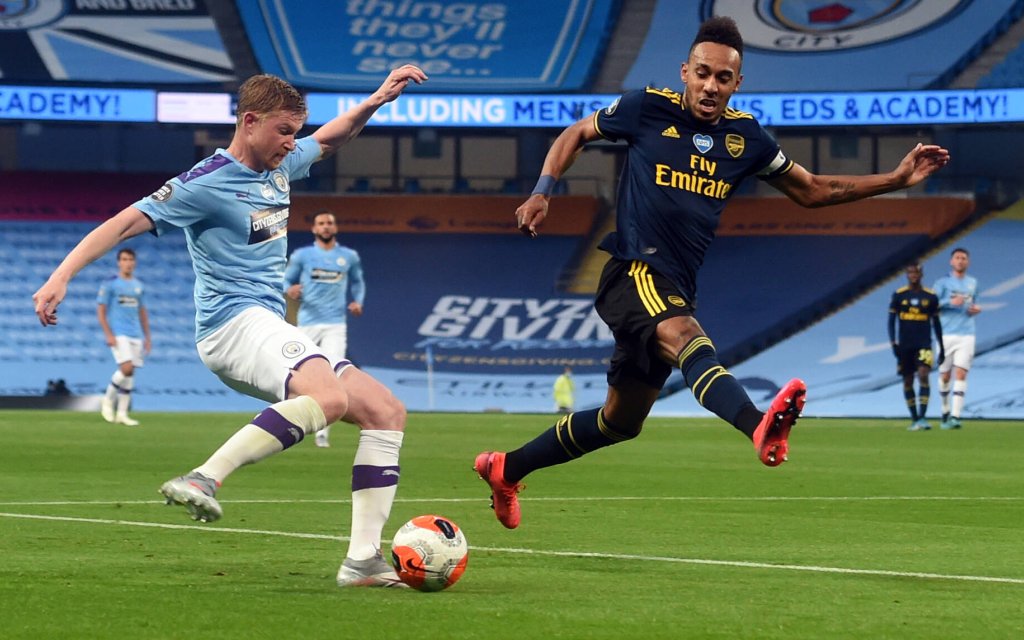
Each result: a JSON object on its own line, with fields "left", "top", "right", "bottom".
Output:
{"left": 235, "top": 74, "right": 307, "bottom": 125}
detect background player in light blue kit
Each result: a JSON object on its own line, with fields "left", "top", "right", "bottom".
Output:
{"left": 285, "top": 210, "right": 365, "bottom": 448}
{"left": 33, "top": 65, "right": 428, "bottom": 588}
{"left": 933, "top": 247, "right": 981, "bottom": 429}
{"left": 96, "top": 247, "right": 150, "bottom": 426}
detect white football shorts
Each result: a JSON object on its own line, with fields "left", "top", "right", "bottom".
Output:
{"left": 299, "top": 323, "right": 348, "bottom": 364}
{"left": 197, "top": 306, "right": 327, "bottom": 403}
{"left": 110, "top": 335, "right": 144, "bottom": 367}
{"left": 939, "top": 334, "right": 975, "bottom": 373}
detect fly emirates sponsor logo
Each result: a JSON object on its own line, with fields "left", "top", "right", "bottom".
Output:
{"left": 417, "top": 295, "right": 613, "bottom": 350}
{"left": 654, "top": 155, "right": 732, "bottom": 199}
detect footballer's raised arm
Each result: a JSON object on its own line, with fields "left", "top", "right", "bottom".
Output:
{"left": 313, "top": 65, "right": 427, "bottom": 159}
{"left": 768, "top": 143, "right": 950, "bottom": 208}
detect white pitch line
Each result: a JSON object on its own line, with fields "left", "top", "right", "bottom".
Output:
{"left": 1, "top": 511, "right": 1023, "bottom": 586}
{"left": 0, "top": 495, "right": 1021, "bottom": 507}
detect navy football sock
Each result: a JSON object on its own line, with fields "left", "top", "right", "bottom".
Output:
{"left": 503, "top": 408, "right": 638, "bottom": 483}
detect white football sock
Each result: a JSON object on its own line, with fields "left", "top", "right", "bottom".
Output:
{"left": 195, "top": 395, "right": 326, "bottom": 483}
{"left": 951, "top": 379, "right": 967, "bottom": 418}
{"left": 106, "top": 369, "right": 127, "bottom": 402}
{"left": 347, "top": 429, "right": 404, "bottom": 561}
{"left": 939, "top": 377, "right": 951, "bottom": 415}
{"left": 115, "top": 374, "right": 133, "bottom": 416}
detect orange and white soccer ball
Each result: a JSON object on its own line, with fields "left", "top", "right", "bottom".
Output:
{"left": 390, "top": 515, "right": 468, "bottom": 591}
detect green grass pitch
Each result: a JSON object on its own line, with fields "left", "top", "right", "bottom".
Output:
{"left": 1, "top": 410, "right": 1022, "bottom": 639}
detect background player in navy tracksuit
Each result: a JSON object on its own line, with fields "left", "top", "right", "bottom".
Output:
{"left": 888, "top": 262, "right": 944, "bottom": 431}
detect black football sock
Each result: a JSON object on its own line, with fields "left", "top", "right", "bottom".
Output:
{"left": 904, "top": 381, "right": 919, "bottom": 421}
{"left": 502, "top": 407, "right": 638, "bottom": 483}
{"left": 918, "top": 382, "right": 930, "bottom": 420}
{"left": 677, "top": 336, "right": 761, "bottom": 439}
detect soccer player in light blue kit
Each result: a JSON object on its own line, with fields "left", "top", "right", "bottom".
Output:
{"left": 933, "top": 247, "right": 981, "bottom": 429}
{"left": 33, "top": 66, "right": 428, "bottom": 588}
{"left": 285, "top": 210, "right": 365, "bottom": 448}
{"left": 96, "top": 247, "right": 150, "bottom": 426}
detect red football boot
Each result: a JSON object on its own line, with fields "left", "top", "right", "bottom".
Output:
{"left": 752, "top": 379, "right": 807, "bottom": 467}
{"left": 473, "top": 451, "right": 523, "bottom": 529}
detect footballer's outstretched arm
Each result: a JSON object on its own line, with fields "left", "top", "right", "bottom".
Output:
{"left": 769, "top": 143, "right": 950, "bottom": 208}
{"left": 33, "top": 206, "right": 153, "bottom": 326}
{"left": 313, "top": 64, "right": 427, "bottom": 159}
{"left": 515, "top": 116, "right": 602, "bottom": 237}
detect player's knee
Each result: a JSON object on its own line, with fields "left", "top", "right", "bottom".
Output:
{"left": 600, "top": 407, "right": 644, "bottom": 440}
{"left": 120, "top": 362, "right": 134, "bottom": 376}
{"left": 316, "top": 389, "right": 349, "bottom": 423}
{"left": 364, "top": 390, "right": 407, "bottom": 430}
{"left": 615, "top": 420, "right": 643, "bottom": 440}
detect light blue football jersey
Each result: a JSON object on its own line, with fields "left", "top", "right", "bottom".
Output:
{"left": 933, "top": 273, "right": 979, "bottom": 336}
{"left": 284, "top": 243, "right": 365, "bottom": 326}
{"left": 134, "top": 136, "right": 321, "bottom": 341}
{"left": 96, "top": 276, "right": 145, "bottom": 338}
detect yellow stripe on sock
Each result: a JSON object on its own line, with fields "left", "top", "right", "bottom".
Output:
{"left": 596, "top": 409, "right": 630, "bottom": 442}
{"left": 564, "top": 414, "right": 589, "bottom": 454}
{"left": 697, "top": 370, "right": 733, "bottom": 406}
{"left": 691, "top": 364, "right": 723, "bottom": 393}
{"left": 677, "top": 336, "right": 713, "bottom": 368}
{"left": 554, "top": 416, "right": 580, "bottom": 458}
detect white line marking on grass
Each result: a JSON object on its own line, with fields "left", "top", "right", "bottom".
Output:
{"left": 0, "top": 495, "right": 1021, "bottom": 507}
{"left": 2, "top": 511, "right": 1023, "bottom": 586}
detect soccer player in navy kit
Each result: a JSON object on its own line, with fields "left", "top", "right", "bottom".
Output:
{"left": 475, "top": 16, "right": 951, "bottom": 529}
{"left": 96, "top": 247, "right": 151, "bottom": 426}
{"left": 33, "top": 65, "right": 427, "bottom": 587}
{"left": 888, "top": 263, "right": 944, "bottom": 431}
{"left": 285, "top": 210, "right": 366, "bottom": 448}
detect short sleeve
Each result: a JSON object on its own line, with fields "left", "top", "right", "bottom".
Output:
{"left": 97, "top": 281, "right": 110, "bottom": 305}
{"left": 133, "top": 178, "right": 206, "bottom": 236}
{"left": 753, "top": 126, "right": 794, "bottom": 180}
{"left": 593, "top": 90, "right": 644, "bottom": 143}
{"left": 280, "top": 135, "right": 322, "bottom": 182}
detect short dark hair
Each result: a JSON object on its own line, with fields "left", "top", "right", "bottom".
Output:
{"left": 117, "top": 248, "right": 136, "bottom": 259}
{"left": 311, "top": 210, "right": 335, "bottom": 224}
{"left": 690, "top": 16, "right": 744, "bottom": 59}
{"left": 951, "top": 247, "right": 969, "bottom": 257}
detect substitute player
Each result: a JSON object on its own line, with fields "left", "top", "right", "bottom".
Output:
{"left": 33, "top": 65, "right": 427, "bottom": 587}
{"left": 888, "top": 262, "right": 944, "bottom": 431}
{"left": 474, "top": 16, "right": 950, "bottom": 529}
{"left": 96, "top": 247, "right": 151, "bottom": 426}
{"left": 285, "top": 210, "right": 366, "bottom": 448}
{"left": 933, "top": 247, "right": 981, "bottom": 429}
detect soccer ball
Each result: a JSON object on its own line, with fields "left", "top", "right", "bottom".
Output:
{"left": 390, "top": 515, "right": 469, "bottom": 591}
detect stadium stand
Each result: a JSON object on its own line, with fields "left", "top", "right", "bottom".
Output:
{"left": 2, "top": 1, "right": 1023, "bottom": 416}
{"left": 657, "top": 212, "right": 1024, "bottom": 420}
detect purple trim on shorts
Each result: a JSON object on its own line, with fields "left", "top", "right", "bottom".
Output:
{"left": 282, "top": 353, "right": 330, "bottom": 399}
{"left": 252, "top": 407, "right": 305, "bottom": 449}
{"left": 334, "top": 359, "right": 354, "bottom": 374}
{"left": 352, "top": 465, "right": 401, "bottom": 490}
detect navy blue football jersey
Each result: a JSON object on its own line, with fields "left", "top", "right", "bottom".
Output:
{"left": 594, "top": 87, "right": 793, "bottom": 303}
{"left": 889, "top": 285, "right": 940, "bottom": 348}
